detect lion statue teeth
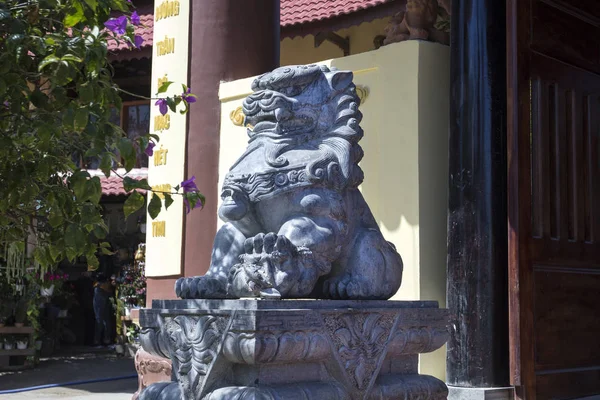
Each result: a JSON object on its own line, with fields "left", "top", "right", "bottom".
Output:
{"left": 176, "top": 65, "right": 403, "bottom": 300}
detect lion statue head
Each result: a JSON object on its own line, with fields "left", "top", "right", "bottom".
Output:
{"left": 221, "top": 65, "right": 365, "bottom": 210}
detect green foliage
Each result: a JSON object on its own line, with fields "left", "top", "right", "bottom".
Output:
{"left": 0, "top": 0, "right": 202, "bottom": 275}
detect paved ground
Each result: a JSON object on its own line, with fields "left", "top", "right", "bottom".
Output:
{"left": 0, "top": 346, "right": 137, "bottom": 399}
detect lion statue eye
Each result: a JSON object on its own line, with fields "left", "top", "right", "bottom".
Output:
{"left": 282, "top": 85, "right": 304, "bottom": 97}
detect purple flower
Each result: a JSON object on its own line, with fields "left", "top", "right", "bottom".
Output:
{"left": 145, "top": 141, "right": 155, "bottom": 156}
{"left": 184, "top": 197, "right": 203, "bottom": 214}
{"left": 181, "top": 176, "right": 198, "bottom": 193}
{"left": 155, "top": 98, "right": 167, "bottom": 115}
{"left": 131, "top": 11, "right": 140, "bottom": 26}
{"left": 134, "top": 35, "right": 143, "bottom": 48}
{"left": 104, "top": 15, "right": 128, "bottom": 35}
{"left": 182, "top": 88, "right": 196, "bottom": 103}
{"left": 181, "top": 177, "right": 203, "bottom": 214}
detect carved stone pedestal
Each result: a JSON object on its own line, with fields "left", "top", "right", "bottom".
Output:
{"left": 138, "top": 300, "right": 450, "bottom": 400}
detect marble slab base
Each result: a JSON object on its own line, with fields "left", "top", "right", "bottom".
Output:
{"left": 448, "top": 387, "right": 515, "bottom": 400}
{"left": 138, "top": 299, "right": 450, "bottom": 400}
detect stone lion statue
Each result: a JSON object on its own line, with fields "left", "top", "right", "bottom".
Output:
{"left": 176, "top": 65, "right": 403, "bottom": 300}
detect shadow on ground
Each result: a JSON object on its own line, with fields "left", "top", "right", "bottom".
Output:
{"left": 0, "top": 346, "right": 137, "bottom": 396}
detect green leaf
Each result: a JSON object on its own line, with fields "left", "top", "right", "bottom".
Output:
{"left": 78, "top": 82, "right": 94, "bottom": 103}
{"left": 65, "top": 223, "right": 86, "bottom": 251}
{"left": 99, "top": 153, "right": 112, "bottom": 177}
{"left": 100, "top": 247, "right": 114, "bottom": 255}
{"left": 49, "top": 245, "right": 62, "bottom": 262}
{"left": 164, "top": 193, "right": 174, "bottom": 210}
{"left": 99, "top": 242, "right": 114, "bottom": 255}
{"left": 0, "top": 79, "right": 5, "bottom": 97}
{"left": 123, "top": 177, "right": 152, "bottom": 192}
{"left": 74, "top": 108, "right": 89, "bottom": 132}
{"left": 30, "top": 89, "right": 49, "bottom": 108}
{"left": 93, "top": 225, "right": 107, "bottom": 239}
{"left": 0, "top": 54, "right": 11, "bottom": 74}
{"left": 65, "top": 247, "right": 77, "bottom": 262}
{"left": 148, "top": 193, "right": 161, "bottom": 220}
{"left": 61, "top": 54, "right": 83, "bottom": 63}
{"left": 81, "top": 204, "right": 100, "bottom": 227}
{"left": 157, "top": 81, "right": 174, "bottom": 94}
{"left": 62, "top": 107, "right": 75, "bottom": 130}
{"left": 123, "top": 191, "right": 145, "bottom": 218}
{"left": 64, "top": 1, "right": 85, "bottom": 27}
{"left": 71, "top": 175, "right": 88, "bottom": 202}
{"left": 38, "top": 55, "right": 60, "bottom": 71}
{"left": 109, "top": 0, "right": 130, "bottom": 12}
{"left": 54, "top": 61, "right": 75, "bottom": 86}
{"left": 83, "top": 0, "right": 98, "bottom": 11}
{"left": 118, "top": 138, "right": 136, "bottom": 171}
{"left": 86, "top": 176, "right": 102, "bottom": 204}
{"left": 87, "top": 253, "right": 99, "bottom": 269}
{"left": 185, "top": 192, "right": 206, "bottom": 211}
{"left": 33, "top": 248, "right": 49, "bottom": 267}
{"left": 48, "top": 209, "right": 63, "bottom": 228}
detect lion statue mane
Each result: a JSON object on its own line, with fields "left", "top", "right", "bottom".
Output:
{"left": 176, "top": 64, "right": 403, "bottom": 300}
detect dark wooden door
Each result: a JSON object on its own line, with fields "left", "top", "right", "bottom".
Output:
{"left": 507, "top": 1, "right": 600, "bottom": 399}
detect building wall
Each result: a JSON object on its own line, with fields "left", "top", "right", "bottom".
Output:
{"left": 218, "top": 41, "right": 450, "bottom": 380}
{"left": 280, "top": 18, "right": 390, "bottom": 66}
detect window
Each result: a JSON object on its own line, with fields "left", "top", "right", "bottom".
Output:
{"left": 120, "top": 101, "right": 151, "bottom": 168}
{"left": 74, "top": 101, "right": 151, "bottom": 170}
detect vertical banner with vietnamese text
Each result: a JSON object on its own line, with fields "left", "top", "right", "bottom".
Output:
{"left": 145, "top": 0, "right": 190, "bottom": 277}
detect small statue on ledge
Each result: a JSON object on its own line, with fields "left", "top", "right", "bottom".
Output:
{"left": 176, "top": 65, "right": 403, "bottom": 300}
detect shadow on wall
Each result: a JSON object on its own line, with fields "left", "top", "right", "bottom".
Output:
{"left": 329, "top": 40, "right": 449, "bottom": 305}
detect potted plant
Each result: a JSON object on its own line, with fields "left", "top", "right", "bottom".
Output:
{"left": 0, "top": 276, "right": 16, "bottom": 327}
{"left": 0, "top": 300, "right": 13, "bottom": 328}
{"left": 16, "top": 338, "right": 28, "bottom": 350}
{"left": 3, "top": 335, "right": 15, "bottom": 350}
{"left": 53, "top": 289, "right": 76, "bottom": 318}
{"left": 14, "top": 298, "right": 28, "bottom": 327}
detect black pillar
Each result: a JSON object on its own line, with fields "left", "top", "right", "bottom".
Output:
{"left": 446, "top": 0, "right": 509, "bottom": 388}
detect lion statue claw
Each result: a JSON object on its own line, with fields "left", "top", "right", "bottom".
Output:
{"left": 176, "top": 65, "right": 403, "bottom": 300}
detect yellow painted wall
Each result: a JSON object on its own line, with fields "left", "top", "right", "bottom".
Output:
{"left": 218, "top": 40, "right": 450, "bottom": 380}
{"left": 280, "top": 18, "right": 390, "bottom": 66}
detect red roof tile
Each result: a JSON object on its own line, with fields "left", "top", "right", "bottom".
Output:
{"left": 280, "top": 0, "right": 391, "bottom": 26}
{"left": 109, "top": 1, "right": 392, "bottom": 53}
{"left": 87, "top": 168, "right": 148, "bottom": 197}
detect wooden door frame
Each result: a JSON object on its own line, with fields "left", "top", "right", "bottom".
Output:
{"left": 506, "top": 0, "right": 535, "bottom": 397}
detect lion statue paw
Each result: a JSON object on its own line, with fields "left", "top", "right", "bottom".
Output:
{"left": 226, "top": 233, "right": 318, "bottom": 298}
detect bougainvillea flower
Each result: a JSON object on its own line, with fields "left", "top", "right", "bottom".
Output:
{"left": 134, "top": 35, "right": 143, "bottom": 48}
{"left": 145, "top": 142, "right": 155, "bottom": 156}
{"left": 104, "top": 16, "right": 128, "bottom": 35}
{"left": 131, "top": 11, "right": 140, "bottom": 26}
{"left": 181, "top": 176, "right": 198, "bottom": 192}
{"left": 155, "top": 99, "right": 168, "bottom": 115}
{"left": 182, "top": 88, "right": 196, "bottom": 103}
{"left": 184, "top": 196, "right": 204, "bottom": 214}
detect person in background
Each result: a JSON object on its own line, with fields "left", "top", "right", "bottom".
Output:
{"left": 111, "top": 274, "right": 122, "bottom": 341}
{"left": 93, "top": 273, "right": 114, "bottom": 347}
